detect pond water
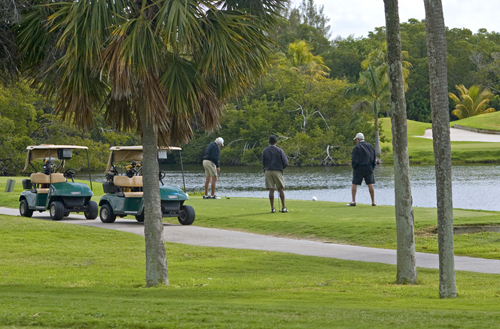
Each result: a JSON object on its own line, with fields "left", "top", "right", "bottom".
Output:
{"left": 90, "top": 163, "right": 500, "bottom": 211}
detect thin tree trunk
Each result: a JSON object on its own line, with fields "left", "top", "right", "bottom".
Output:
{"left": 140, "top": 109, "right": 169, "bottom": 287}
{"left": 424, "top": 0, "right": 457, "bottom": 298}
{"left": 383, "top": 0, "right": 417, "bottom": 284}
{"left": 374, "top": 115, "right": 382, "bottom": 157}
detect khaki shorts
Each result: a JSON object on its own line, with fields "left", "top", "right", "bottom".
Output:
{"left": 203, "top": 160, "right": 217, "bottom": 177}
{"left": 265, "top": 170, "right": 285, "bottom": 189}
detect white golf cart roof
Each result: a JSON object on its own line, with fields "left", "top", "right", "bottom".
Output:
{"left": 27, "top": 144, "right": 88, "bottom": 151}
{"left": 24, "top": 144, "right": 89, "bottom": 172}
{"left": 105, "top": 146, "right": 182, "bottom": 174}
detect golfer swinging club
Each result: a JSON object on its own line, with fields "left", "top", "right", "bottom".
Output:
{"left": 202, "top": 137, "right": 224, "bottom": 199}
{"left": 348, "top": 132, "right": 377, "bottom": 206}
{"left": 262, "top": 135, "right": 288, "bottom": 213}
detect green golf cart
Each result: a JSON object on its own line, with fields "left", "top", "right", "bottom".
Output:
{"left": 99, "top": 146, "right": 195, "bottom": 225}
{"left": 19, "top": 145, "right": 98, "bottom": 221}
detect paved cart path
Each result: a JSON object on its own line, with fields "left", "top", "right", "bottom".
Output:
{"left": 2, "top": 207, "right": 500, "bottom": 275}
{"left": 418, "top": 127, "right": 500, "bottom": 142}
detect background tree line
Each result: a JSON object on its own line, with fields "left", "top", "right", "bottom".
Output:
{"left": 2, "top": 0, "right": 500, "bottom": 174}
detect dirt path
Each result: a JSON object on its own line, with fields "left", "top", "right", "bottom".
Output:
{"left": 2, "top": 207, "right": 500, "bottom": 274}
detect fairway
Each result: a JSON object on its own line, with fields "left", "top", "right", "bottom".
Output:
{"left": 3, "top": 176, "right": 500, "bottom": 260}
{"left": 1, "top": 214, "right": 500, "bottom": 328}
{"left": 379, "top": 118, "right": 500, "bottom": 164}
{"left": 2, "top": 178, "right": 500, "bottom": 327}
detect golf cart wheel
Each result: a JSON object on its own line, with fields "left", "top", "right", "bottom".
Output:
{"left": 49, "top": 201, "right": 65, "bottom": 221}
{"left": 19, "top": 199, "right": 33, "bottom": 218}
{"left": 100, "top": 204, "right": 116, "bottom": 223}
{"left": 135, "top": 212, "right": 144, "bottom": 223}
{"left": 178, "top": 205, "right": 195, "bottom": 225}
{"left": 85, "top": 201, "right": 98, "bottom": 220}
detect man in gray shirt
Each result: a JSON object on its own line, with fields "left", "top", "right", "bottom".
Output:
{"left": 262, "top": 135, "right": 288, "bottom": 213}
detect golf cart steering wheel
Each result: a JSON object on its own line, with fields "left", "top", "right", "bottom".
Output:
{"left": 64, "top": 168, "right": 78, "bottom": 181}
{"left": 159, "top": 171, "right": 166, "bottom": 185}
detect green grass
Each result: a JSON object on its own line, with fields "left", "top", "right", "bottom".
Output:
{"left": 451, "top": 111, "right": 500, "bottom": 131}
{"left": 181, "top": 196, "right": 500, "bottom": 259}
{"left": 379, "top": 118, "right": 500, "bottom": 164}
{"left": 1, "top": 214, "right": 500, "bottom": 328}
{"left": 3, "top": 176, "right": 500, "bottom": 260}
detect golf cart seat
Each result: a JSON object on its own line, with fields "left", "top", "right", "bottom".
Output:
{"left": 30, "top": 173, "right": 67, "bottom": 193}
{"left": 50, "top": 173, "right": 67, "bottom": 183}
{"left": 113, "top": 176, "right": 143, "bottom": 198}
{"left": 30, "top": 173, "right": 50, "bottom": 194}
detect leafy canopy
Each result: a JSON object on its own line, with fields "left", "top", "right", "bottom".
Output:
{"left": 17, "top": 0, "right": 286, "bottom": 146}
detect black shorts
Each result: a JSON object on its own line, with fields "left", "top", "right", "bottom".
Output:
{"left": 352, "top": 168, "right": 375, "bottom": 185}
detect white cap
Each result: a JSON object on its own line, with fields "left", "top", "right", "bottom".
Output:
{"left": 215, "top": 137, "right": 224, "bottom": 146}
{"left": 353, "top": 133, "right": 364, "bottom": 140}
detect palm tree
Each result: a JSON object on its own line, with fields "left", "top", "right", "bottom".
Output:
{"left": 424, "top": 0, "right": 457, "bottom": 298}
{"left": 383, "top": 0, "right": 417, "bottom": 285}
{"left": 361, "top": 42, "right": 412, "bottom": 116}
{"left": 361, "top": 42, "right": 412, "bottom": 86}
{"left": 287, "top": 40, "right": 330, "bottom": 80}
{"left": 344, "top": 66, "right": 389, "bottom": 157}
{"left": 16, "top": 0, "right": 286, "bottom": 286}
{"left": 449, "top": 84, "right": 496, "bottom": 119}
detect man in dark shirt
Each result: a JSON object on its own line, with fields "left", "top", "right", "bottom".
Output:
{"left": 348, "top": 132, "right": 377, "bottom": 206}
{"left": 262, "top": 135, "right": 289, "bottom": 213}
{"left": 202, "top": 137, "right": 224, "bottom": 199}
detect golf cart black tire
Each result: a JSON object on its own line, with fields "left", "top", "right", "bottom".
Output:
{"left": 100, "top": 204, "right": 116, "bottom": 223}
{"left": 19, "top": 199, "right": 33, "bottom": 218}
{"left": 178, "top": 205, "right": 195, "bottom": 225}
{"left": 50, "top": 201, "right": 65, "bottom": 221}
{"left": 85, "top": 201, "right": 98, "bottom": 220}
{"left": 135, "top": 212, "right": 144, "bottom": 223}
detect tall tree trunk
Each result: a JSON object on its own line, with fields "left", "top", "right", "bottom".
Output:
{"left": 424, "top": 0, "right": 457, "bottom": 298}
{"left": 140, "top": 109, "right": 169, "bottom": 287}
{"left": 374, "top": 115, "right": 382, "bottom": 158}
{"left": 383, "top": 0, "right": 417, "bottom": 284}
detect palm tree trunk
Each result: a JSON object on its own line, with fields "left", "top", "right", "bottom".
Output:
{"left": 424, "top": 0, "right": 457, "bottom": 298}
{"left": 374, "top": 115, "right": 382, "bottom": 158}
{"left": 384, "top": 0, "right": 417, "bottom": 284}
{"left": 140, "top": 109, "right": 169, "bottom": 287}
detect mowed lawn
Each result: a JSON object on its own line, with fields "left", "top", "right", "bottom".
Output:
{"left": 3, "top": 177, "right": 500, "bottom": 259}
{"left": 1, "top": 215, "right": 500, "bottom": 328}
{"left": 450, "top": 111, "right": 500, "bottom": 132}
{"left": 379, "top": 117, "right": 500, "bottom": 164}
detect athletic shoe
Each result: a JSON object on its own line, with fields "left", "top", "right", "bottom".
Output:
{"left": 210, "top": 195, "right": 221, "bottom": 199}
{"left": 346, "top": 202, "right": 356, "bottom": 206}
{"left": 372, "top": 203, "right": 378, "bottom": 206}
{"left": 203, "top": 195, "right": 210, "bottom": 199}
{"left": 281, "top": 208, "right": 288, "bottom": 213}
{"left": 271, "top": 208, "right": 276, "bottom": 213}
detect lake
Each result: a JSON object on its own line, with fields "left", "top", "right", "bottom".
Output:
{"left": 91, "top": 163, "right": 500, "bottom": 212}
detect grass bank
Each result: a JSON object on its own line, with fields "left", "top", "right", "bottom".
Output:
{"left": 3, "top": 177, "right": 500, "bottom": 260}
{"left": 450, "top": 111, "right": 500, "bottom": 132}
{"left": 379, "top": 118, "right": 500, "bottom": 164}
{"left": 1, "top": 214, "right": 500, "bottom": 328}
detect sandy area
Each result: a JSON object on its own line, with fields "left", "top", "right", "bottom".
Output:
{"left": 417, "top": 128, "right": 500, "bottom": 142}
